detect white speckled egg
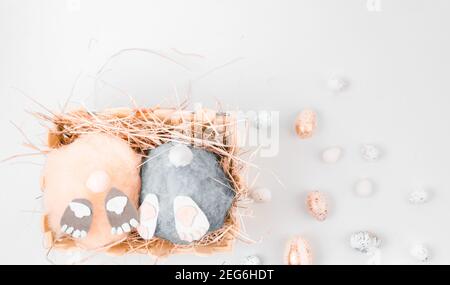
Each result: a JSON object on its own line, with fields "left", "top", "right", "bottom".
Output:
{"left": 350, "top": 231, "right": 381, "bottom": 254}
{"left": 285, "top": 236, "right": 313, "bottom": 265}
{"left": 361, "top": 144, "right": 381, "bottom": 161}
{"left": 410, "top": 243, "right": 430, "bottom": 262}
{"left": 354, "top": 178, "right": 374, "bottom": 197}
{"left": 322, "top": 146, "right": 342, "bottom": 163}
{"left": 241, "top": 255, "right": 262, "bottom": 265}
{"left": 327, "top": 76, "right": 348, "bottom": 92}
{"left": 409, "top": 188, "right": 429, "bottom": 204}
{"left": 306, "top": 191, "right": 328, "bottom": 221}
{"left": 250, "top": 187, "right": 272, "bottom": 203}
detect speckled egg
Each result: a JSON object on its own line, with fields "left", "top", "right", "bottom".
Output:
{"left": 250, "top": 187, "right": 272, "bottom": 203}
{"left": 361, "top": 144, "right": 381, "bottom": 161}
{"left": 410, "top": 243, "right": 430, "bottom": 262}
{"left": 409, "top": 188, "right": 429, "bottom": 204}
{"left": 284, "top": 236, "right": 313, "bottom": 265}
{"left": 327, "top": 76, "right": 348, "bottom": 92}
{"left": 354, "top": 178, "right": 374, "bottom": 197}
{"left": 294, "top": 109, "right": 317, "bottom": 139}
{"left": 241, "top": 255, "right": 262, "bottom": 265}
{"left": 350, "top": 231, "right": 381, "bottom": 254}
{"left": 322, "top": 146, "right": 342, "bottom": 163}
{"left": 306, "top": 191, "right": 328, "bottom": 221}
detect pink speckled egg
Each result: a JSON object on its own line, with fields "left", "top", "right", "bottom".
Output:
{"left": 306, "top": 191, "right": 328, "bottom": 221}
{"left": 284, "top": 236, "right": 313, "bottom": 265}
{"left": 294, "top": 109, "right": 317, "bottom": 139}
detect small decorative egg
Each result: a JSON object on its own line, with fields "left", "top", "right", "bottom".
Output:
{"left": 322, "top": 146, "right": 342, "bottom": 163}
{"left": 350, "top": 231, "right": 381, "bottom": 254}
{"left": 65, "top": 250, "right": 83, "bottom": 265}
{"left": 327, "top": 76, "right": 348, "bottom": 92}
{"left": 410, "top": 243, "right": 430, "bottom": 262}
{"left": 241, "top": 255, "right": 262, "bottom": 265}
{"left": 294, "top": 109, "right": 317, "bottom": 139}
{"left": 354, "top": 178, "right": 374, "bottom": 197}
{"left": 408, "top": 188, "right": 429, "bottom": 204}
{"left": 361, "top": 144, "right": 381, "bottom": 161}
{"left": 284, "top": 236, "right": 313, "bottom": 265}
{"left": 168, "top": 144, "right": 193, "bottom": 167}
{"left": 250, "top": 187, "right": 272, "bottom": 203}
{"left": 366, "top": 248, "right": 382, "bottom": 265}
{"left": 306, "top": 191, "right": 328, "bottom": 221}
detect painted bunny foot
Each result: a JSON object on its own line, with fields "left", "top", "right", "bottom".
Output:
{"left": 174, "top": 196, "right": 210, "bottom": 242}
{"left": 60, "top": 199, "right": 93, "bottom": 239}
{"left": 105, "top": 188, "right": 139, "bottom": 235}
{"left": 137, "top": 194, "right": 159, "bottom": 240}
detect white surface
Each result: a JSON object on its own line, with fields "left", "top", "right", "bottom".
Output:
{"left": 1, "top": 0, "right": 450, "bottom": 264}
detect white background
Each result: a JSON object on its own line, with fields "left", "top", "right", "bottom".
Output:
{"left": 1, "top": 0, "right": 450, "bottom": 265}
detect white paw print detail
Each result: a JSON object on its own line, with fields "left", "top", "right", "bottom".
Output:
{"left": 105, "top": 188, "right": 139, "bottom": 235}
{"left": 60, "top": 199, "right": 92, "bottom": 239}
{"left": 106, "top": 196, "right": 128, "bottom": 215}
{"left": 69, "top": 201, "right": 91, "bottom": 218}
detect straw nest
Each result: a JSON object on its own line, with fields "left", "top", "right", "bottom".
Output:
{"left": 36, "top": 105, "right": 250, "bottom": 258}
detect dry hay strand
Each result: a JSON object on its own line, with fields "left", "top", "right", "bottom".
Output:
{"left": 37, "top": 105, "right": 252, "bottom": 258}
